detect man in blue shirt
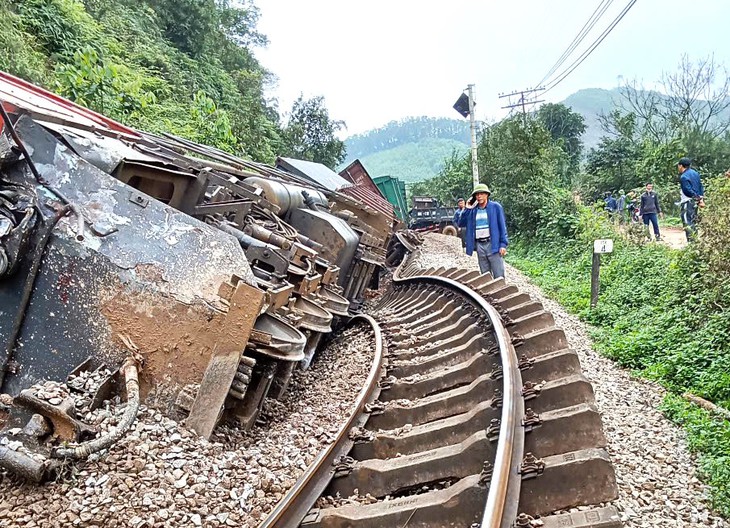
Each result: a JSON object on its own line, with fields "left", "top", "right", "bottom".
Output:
{"left": 604, "top": 192, "right": 618, "bottom": 222}
{"left": 457, "top": 183, "right": 509, "bottom": 279}
{"left": 678, "top": 157, "right": 705, "bottom": 241}
{"left": 639, "top": 183, "right": 662, "bottom": 241}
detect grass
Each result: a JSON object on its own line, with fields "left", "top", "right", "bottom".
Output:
{"left": 507, "top": 238, "right": 730, "bottom": 517}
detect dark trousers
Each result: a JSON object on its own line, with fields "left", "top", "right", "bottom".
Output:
{"left": 681, "top": 200, "right": 697, "bottom": 241}
{"left": 642, "top": 212, "right": 660, "bottom": 238}
{"left": 458, "top": 227, "right": 466, "bottom": 248}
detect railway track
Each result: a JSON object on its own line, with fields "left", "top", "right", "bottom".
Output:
{"left": 260, "top": 249, "right": 622, "bottom": 528}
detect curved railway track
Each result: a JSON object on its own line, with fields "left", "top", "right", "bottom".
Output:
{"left": 260, "top": 249, "right": 622, "bottom": 528}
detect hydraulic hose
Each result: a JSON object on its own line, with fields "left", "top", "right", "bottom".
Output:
{"left": 51, "top": 357, "right": 140, "bottom": 460}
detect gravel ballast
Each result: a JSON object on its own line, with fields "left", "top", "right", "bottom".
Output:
{"left": 0, "top": 322, "right": 375, "bottom": 527}
{"left": 411, "top": 233, "right": 726, "bottom": 528}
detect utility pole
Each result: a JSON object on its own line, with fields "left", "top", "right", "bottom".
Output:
{"left": 466, "top": 84, "right": 479, "bottom": 188}
{"left": 453, "top": 86, "right": 480, "bottom": 188}
{"left": 498, "top": 87, "right": 545, "bottom": 117}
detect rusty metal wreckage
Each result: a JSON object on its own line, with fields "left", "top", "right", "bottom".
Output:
{"left": 0, "top": 71, "right": 415, "bottom": 479}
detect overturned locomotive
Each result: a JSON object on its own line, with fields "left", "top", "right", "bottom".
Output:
{"left": 0, "top": 72, "right": 403, "bottom": 479}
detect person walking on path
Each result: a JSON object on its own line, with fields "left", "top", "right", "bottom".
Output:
{"left": 457, "top": 183, "right": 508, "bottom": 279}
{"left": 639, "top": 183, "right": 663, "bottom": 241}
{"left": 678, "top": 157, "right": 705, "bottom": 241}
{"left": 452, "top": 197, "right": 466, "bottom": 248}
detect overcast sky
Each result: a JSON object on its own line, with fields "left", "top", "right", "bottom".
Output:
{"left": 253, "top": 0, "right": 730, "bottom": 137}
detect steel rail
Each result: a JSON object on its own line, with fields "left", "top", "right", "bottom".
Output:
{"left": 259, "top": 314, "right": 384, "bottom": 528}
{"left": 394, "top": 273, "right": 525, "bottom": 528}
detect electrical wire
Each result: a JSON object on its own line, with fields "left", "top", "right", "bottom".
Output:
{"left": 542, "top": 0, "right": 638, "bottom": 96}
{"left": 536, "top": 0, "right": 616, "bottom": 88}
{"left": 246, "top": 203, "right": 298, "bottom": 240}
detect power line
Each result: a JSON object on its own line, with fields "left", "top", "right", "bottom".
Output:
{"left": 499, "top": 88, "right": 545, "bottom": 115}
{"left": 537, "top": 0, "right": 616, "bottom": 88}
{"left": 542, "top": 0, "right": 638, "bottom": 96}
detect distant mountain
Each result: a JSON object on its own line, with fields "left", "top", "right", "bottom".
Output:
{"left": 343, "top": 88, "right": 730, "bottom": 185}
{"left": 342, "top": 117, "right": 471, "bottom": 182}
{"left": 562, "top": 87, "right": 730, "bottom": 152}
{"left": 562, "top": 88, "right": 624, "bottom": 151}
{"left": 350, "top": 138, "right": 468, "bottom": 183}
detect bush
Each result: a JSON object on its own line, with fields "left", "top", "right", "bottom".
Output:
{"left": 0, "top": 0, "right": 51, "bottom": 83}
{"left": 509, "top": 182, "right": 730, "bottom": 513}
{"left": 13, "top": 0, "right": 101, "bottom": 58}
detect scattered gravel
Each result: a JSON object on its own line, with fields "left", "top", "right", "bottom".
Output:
{"left": 412, "top": 233, "right": 727, "bottom": 527}
{"left": 0, "top": 323, "right": 375, "bottom": 527}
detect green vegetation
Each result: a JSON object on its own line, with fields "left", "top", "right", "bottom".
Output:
{"left": 342, "top": 117, "right": 470, "bottom": 182}
{"left": 0, "top": 0, "right": 345, "bottom": 168}
{"left": 414, "top": 56, "right": 730, "bottom": 515}
{"left": 662, "top": 395, "right": 730, "bottom": 512}
{"left": 359, "top": 138, "right": 468, "bottom": 184}
{"left": 507, "top": 181, "right": 730, "bottom": 516}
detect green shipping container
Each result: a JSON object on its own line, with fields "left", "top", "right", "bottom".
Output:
{"left": 373, "top": 175, "right": 408, "bottom": 222}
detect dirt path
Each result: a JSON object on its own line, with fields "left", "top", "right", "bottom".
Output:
{"left": 660, "top": 226, "right": 687, "bottom": 249}
{"left": 623, "top": 224, "right": 687, "bottom": 250}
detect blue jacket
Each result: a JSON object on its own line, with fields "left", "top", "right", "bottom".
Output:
{"left": 457, "top": 200, "right": 508, "bottom": 256}
{"left": 680, "top": 168, "right": 704, "bottom": 199}
{"left": 639, "top": 191, "right": 661, "bottom": 215}
{"left": 452, "top": 208, "right": 464, "bottom": 226}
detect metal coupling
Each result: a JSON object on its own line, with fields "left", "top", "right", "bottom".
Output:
{"left": 521, "top": 381, "right": 542, "bottom": 400}
{"left": 513, "top": 513, "right": 536, "bottom": 527}
{"left": 364, "top": 401, "right": 386, "bottom": 415}
{"left": 486, "top": 418, "right": 500, "bottom": 441}
{"left": 478, "top": 460, "right": 493, "bottom": 485}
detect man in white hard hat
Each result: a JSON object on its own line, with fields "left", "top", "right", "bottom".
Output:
{"left": 457, "top": 183, "right": 509, "bottom": 279}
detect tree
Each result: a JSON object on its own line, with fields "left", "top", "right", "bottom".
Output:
{"left": 536, "top": 102, "right": 586, "bottom": 176}
{"left": 227, "top": 69, "right": 282, "bottom": 163}
{"left": 409, "top": 150, "right": 471, "bottom": 204}
{"left": 479, "top": 115, "right": 573, "bottom": 239}
{"left": 621, "top": 55, "right": 730, "bottom": 161}
{"left": 280, "top": 95, "right": 346, "bottom": 169}
{"left": 580, "top": 111, "right": 642, "bottom": 198}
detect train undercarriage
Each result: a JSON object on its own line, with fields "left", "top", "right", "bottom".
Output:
{"left": 0, "top": 72, "right": 410, "bottom": 481}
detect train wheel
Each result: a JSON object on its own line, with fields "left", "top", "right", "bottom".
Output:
{"left": 385, "top": 243, "right": 406, "bottom": 267}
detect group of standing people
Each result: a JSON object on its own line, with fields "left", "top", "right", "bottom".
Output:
{"left": 605, "top": 185, "right": 662, "bottom": 239}
{"left": 603, "top": 157, "right": 705, "bottom": 242}
{"left": 445, "top": 157, "right": 704, "bottom": 280}
{"left": 452, "top": 184, "right": 508, "bottom": 279}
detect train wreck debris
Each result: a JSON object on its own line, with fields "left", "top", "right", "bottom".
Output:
{"left": 0, "top": 70, "right": 405, "bottom": 479}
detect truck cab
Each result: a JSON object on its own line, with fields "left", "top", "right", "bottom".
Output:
{"left": 408, "top": 196, "right": 456, "bottom": 233}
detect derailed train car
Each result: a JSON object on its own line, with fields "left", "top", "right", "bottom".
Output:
{"left": 0, "top": 72, "right": 401, "bottom": 480}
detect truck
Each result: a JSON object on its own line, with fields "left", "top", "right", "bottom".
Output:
{"left": 408, "top": 196, "right": 458, "bottom": 235}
